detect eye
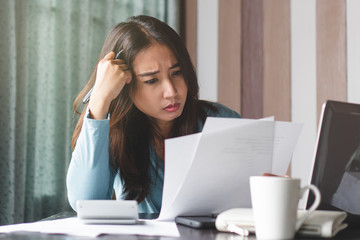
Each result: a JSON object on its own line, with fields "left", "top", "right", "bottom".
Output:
{"left": 171, "top": 70, "right": 182, "bottom": 77}
{"left": 144, "top": 78, "right": 157, "bottom": 84}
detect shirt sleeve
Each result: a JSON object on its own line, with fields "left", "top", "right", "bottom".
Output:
{"left": 66, "top": 109, "right": 116, "bottom": 211}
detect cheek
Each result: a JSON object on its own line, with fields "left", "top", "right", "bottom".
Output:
{"left": 133, "top": 89, "right": 156, "bottom": 112}
{"left": 178, "top": 80, "right": 188, "bottom": 96}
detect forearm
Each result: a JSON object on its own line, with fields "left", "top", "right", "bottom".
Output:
{"left": 66, "top": 113, "right": 115, "bottom": 211}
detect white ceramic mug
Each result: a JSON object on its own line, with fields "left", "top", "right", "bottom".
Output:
{"left": 250, "top": 176, "right": 321, "bottom": 239}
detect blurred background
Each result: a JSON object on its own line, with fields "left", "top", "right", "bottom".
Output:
{"left": 1, "top": 0, "right": 358, "bottom": 225}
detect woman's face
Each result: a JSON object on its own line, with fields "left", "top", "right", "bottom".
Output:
{"left": 132, "top": 43, "right": 188, "bottom": 127}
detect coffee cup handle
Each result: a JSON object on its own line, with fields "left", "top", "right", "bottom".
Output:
{"left": 295, "top": 184, "right": 321, "bottom": 231}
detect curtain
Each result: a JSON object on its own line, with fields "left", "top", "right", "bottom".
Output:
{"left": 0, "top": 0, "right": 181, "bottom": 225}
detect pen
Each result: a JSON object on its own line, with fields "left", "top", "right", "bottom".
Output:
{"left": 82, "top": 50, "right": 124, "bottom": 104}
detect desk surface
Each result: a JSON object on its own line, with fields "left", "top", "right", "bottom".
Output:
{"left": 0, "top": 212, "right": 359, "bottom": 240}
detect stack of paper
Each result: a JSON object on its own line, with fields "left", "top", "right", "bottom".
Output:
{"left": 215, "top": 208, "right": 348, "bottom": 238}
{"left": 0, "top": 217, "right": 180, "bottom": 237}
{"left": 158, "top": 117, "right": 303, "bottom": 220}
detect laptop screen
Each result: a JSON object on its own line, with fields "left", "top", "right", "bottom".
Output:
{"left": 308, "top": 100, "right": 360, "bottom": 218}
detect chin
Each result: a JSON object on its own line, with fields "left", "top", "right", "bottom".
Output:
{"left": 162, "top": 112, "right": 183, "bottom": 122}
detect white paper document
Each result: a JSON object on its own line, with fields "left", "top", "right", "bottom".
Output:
{"left": 0, "top": 217, "right": 180, "bottom": 238}
{"left": 159, "top": 117, "right": 302, "bottom": 220}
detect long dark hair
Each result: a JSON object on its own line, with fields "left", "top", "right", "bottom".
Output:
{"left": 72, "top": 15, "right": 216, "bottom": 202}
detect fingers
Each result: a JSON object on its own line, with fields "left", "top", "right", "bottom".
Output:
{"left": 103, "top": 51, "right": 116, "bottom": 61}
{"left": 98, "top": 51, "right": 132, "bottom": 84}
{"left": 112, "top": 59, "right": 128, "bottom": 68}
{"left": 102, "top": 51, "right": 130, "bottom": 69}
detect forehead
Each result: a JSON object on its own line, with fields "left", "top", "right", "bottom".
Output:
{"left": 132, "top": 43, "right": 178, "bottom": 73}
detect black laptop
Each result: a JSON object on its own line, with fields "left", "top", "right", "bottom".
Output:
{"left": 307, "top": 100, "right": 360, "bottom": 227}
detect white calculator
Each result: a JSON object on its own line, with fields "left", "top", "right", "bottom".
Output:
{"left": 77, "top": 200, "right": 139, "bottom": 224}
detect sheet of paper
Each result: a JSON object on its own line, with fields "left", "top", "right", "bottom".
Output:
{"left": 159, "top": 120, "right": 276, "bottom": 220}
{"left": 162, "top": 132, "right": 201, "bottom": 213}
{"left": 202, "top": 116, "right": 275, "bottom": 133}
{"left": 272, "top": 121, "right": 303, "bottom": 175}
{"left": 0, "top": 217, "right": 180, "bottom": 238}
{"left": 203, "top": 117, "right": 303, "bottom": 175}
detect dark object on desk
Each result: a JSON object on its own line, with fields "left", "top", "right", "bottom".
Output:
{"left": 307, "top": 100, "right": 360, "bottom": 227}
{"left": 175, "top": 216, "right": 216, "bottom": 229}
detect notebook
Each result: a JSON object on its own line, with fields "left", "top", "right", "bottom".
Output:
{"left": 307, "top": 100, "right": 360, "bottom": 226}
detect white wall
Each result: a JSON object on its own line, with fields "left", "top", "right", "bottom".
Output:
{"left": 347, "top": 0, "right": 360, "bottom": 104}
{"left": 290, "top": 0, "right": 317, "bottom": 208}
{"left": 197, "top": 0, "right": 218, "bottom": 102}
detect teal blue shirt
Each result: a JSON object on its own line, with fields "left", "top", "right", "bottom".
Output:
{"left": 66, "top": 102, "right": 240, "bottom": 213}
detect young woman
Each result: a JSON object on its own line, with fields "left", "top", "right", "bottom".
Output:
{"left": 67, "top": 15, "right": 240, "bottom": 214}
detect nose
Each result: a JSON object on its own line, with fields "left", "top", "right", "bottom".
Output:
{"left": 163, "top": 78, "right": 177, "bottom": 98}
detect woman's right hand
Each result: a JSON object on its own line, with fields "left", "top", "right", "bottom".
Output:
{"left": 88, "top": 51, "right": 132, "bottom": 119}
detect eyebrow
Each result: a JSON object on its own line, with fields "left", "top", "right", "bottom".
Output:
{"left": 137, "top": 63, "right": 180, "bottom": 77}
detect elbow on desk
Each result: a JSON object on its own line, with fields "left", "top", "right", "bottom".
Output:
{"left": 67, "top": 195, "right": 78, "bottom": 212}
{"left": 66, "top": 156, "right": 115, "bottom": 211}
{"left": 66, "top": 173, "right": 114, "bottom": 212}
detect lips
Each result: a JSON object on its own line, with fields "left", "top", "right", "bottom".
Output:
{"left": 164, "top": 103, "right": 180, "bottom": 112}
